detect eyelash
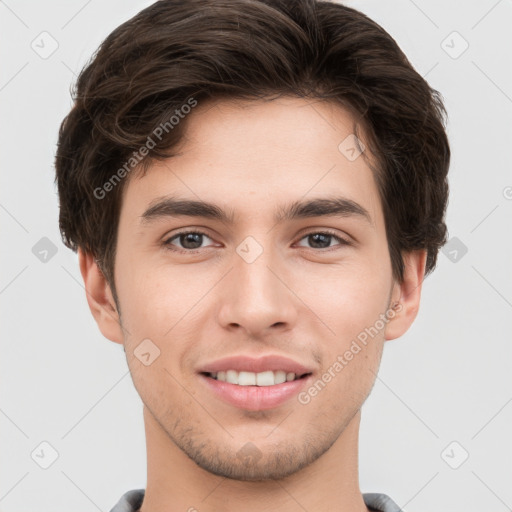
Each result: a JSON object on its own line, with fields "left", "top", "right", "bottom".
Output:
{"left": 162, "top": 229, "right": 351, "bottom": 254}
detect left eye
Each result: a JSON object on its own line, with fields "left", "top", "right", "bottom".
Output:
{"left": 295, "top": 231, "right": 350, "bottom": 249}
{"left": 163, "top": 230, "right": 350, "bottom": 252}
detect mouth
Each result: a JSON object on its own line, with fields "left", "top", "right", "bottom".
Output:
{"left": 198, "top": 370, "right": 313, "bottom": 411}
{"left": 197, "top": 354, "right": 314, "bottom": 410}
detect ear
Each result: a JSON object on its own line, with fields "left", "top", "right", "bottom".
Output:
{"left": 384, "top": 249, "right": 427, "bottom": 341}
{"left": 78, "top": 248, "right": 124, "bottom": 344}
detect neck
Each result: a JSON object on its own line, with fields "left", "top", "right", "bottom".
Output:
{"left": 139, "top": 406, "right": 369, "bottom": 512}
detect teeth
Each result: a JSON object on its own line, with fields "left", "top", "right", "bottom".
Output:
{"left": 256, "top": 371, "right": 274, "bottom": 386}
{"left": 238, "top": 371, "right": 256, "bottom": 385}
{"left": 274, "top": 371, "right": 287, "bottom": 384}
{"left": 226, "top": 370, "right": 238, "bottom": 384}
{"left": 211, "top": 370, "right": 300, "bottom": 386}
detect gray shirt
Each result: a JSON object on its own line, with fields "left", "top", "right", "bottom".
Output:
{"left": 109, "top": 489, "right": 404, "bottom": 512}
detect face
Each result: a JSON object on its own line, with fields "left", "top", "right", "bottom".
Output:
{"left": 110, "top": 96, "right": 401, "bottom": 480}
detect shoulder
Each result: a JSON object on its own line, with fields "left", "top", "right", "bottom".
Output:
{"left": 363, "top": 492, "right": 404, "bottom": 512}
{"left": 109, "top": 489, "right": 145, "bottom": 512}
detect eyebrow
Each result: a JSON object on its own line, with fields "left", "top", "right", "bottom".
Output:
{"left": 140, "top": 195, "right": 372, "bottom": 226}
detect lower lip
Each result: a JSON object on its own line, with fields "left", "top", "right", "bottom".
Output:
{"left": 199, "top": 373, "right": 312, "bottom": 411}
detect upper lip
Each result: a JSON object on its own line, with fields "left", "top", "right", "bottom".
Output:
{"left": 198, "top": 354, "right": 314, "bottom": 375}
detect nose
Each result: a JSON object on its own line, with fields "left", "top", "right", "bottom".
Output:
{"left": 216, "top": 242, "right": 298, "bottom": 338}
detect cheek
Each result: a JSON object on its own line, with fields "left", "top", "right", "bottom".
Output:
{"left": 117, "top": 264, "right": 210, "bottom": 376}
{"left": 116, "top": 259, "right": 193, "bottom": 332}
{"left": 295, "top": 261, "right": 391, "bottom": 338}
{"left": 298, "top": 265, "right": 390, "bottom": 400}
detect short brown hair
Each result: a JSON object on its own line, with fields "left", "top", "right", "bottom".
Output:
{"left": 55, "top": 0, "right": 450, "bottom": 303}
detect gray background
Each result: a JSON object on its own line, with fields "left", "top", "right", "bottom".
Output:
{"left": 1, "top": 0, "right": 511, "bottom": 510}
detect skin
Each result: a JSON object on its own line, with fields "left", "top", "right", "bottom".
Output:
{"left": 79, "top": 96, "right": 426, "bottom": 512}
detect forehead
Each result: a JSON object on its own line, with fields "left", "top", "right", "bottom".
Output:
{"left": 121, "top": 95, "right": 382, "bottom": 228}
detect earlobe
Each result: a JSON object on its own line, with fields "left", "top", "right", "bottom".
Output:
{"left": 384, "top": 249, "right": 427, "bottom": 341}
{"left": 78, "top": 248, "right": 124, "bottom": 344}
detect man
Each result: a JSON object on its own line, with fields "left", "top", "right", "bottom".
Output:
{"left": 54, "top": 0, "right": 450, "bottom": 510}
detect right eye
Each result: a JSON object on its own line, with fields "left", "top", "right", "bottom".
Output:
{"left": 163, "top": 230, "right": 216, "bottom": 253}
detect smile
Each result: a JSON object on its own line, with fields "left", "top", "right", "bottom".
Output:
{"left": 199, "top": 372, "right": 312, "bottom": 411}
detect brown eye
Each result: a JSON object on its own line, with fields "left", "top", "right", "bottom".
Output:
{"left": 163, "top": 230, "right": 214, "bottom": 252}
{"left": 296, "top": 231, "right": 351, "bottom": 250}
